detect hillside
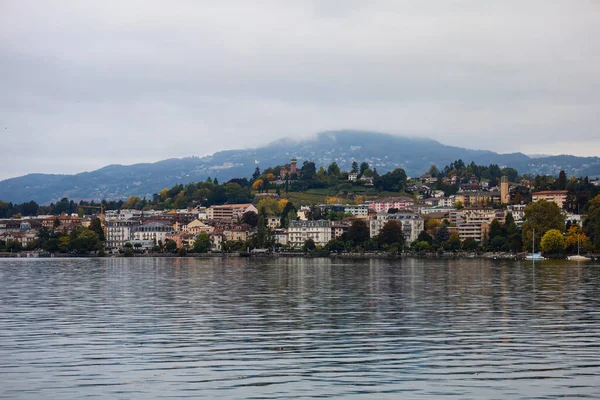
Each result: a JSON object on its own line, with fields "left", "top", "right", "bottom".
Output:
{"left": 1, "top": 130, "right": 599, "bottom": 204}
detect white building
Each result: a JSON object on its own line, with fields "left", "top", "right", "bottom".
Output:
{"left": 133, "top": 222, "right": 173, "bottom": 244}
{"left": 105, "top": 219, "right": 140, "bottom": 250}
{"left": 344, "top": 204, "right": 369, "bottom": 217}
{"left": 369, "top": 212, "right": 424, "bottom": 243}
{"left": 287, "top": 220, "right": 332, "bottom": 248}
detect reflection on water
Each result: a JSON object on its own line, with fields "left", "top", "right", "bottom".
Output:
{"left": 1, "top": 258, "right": 599, "bottom": 399}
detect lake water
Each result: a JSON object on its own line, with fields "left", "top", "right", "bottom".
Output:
{"left": 1, "top": 257, "right": 599, "bottom": 399}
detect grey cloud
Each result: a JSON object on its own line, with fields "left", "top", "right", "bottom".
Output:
{"left": 0, "top": 0, "right": 599, "bottom": 180}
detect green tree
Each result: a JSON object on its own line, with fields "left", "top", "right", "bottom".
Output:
{"left": 540, "top": 229, "right": 565, "bottom": 254}
{"left": 556, "top": 170, "right": 567, "bottom": 190}
{"left": 89, "top": 217, "right": 105, "bottom": 241}
{"left": 348, "top": 220, "right": 370, "bottom": 247}
{"left": 252, "top": 166, "right": 261, "bottom": 180}
{"left": 193, "top": 232, "right": 210, "bottom": 253}
{"left": 241, "top": 211, "right": 259, "bottom": 228}
{"left": 327, "top": 162, "right": 341, "bottom": 177}
{"left": 303, "top": 238, "right": 316, "bottom": 252}
{"left": 522, "top": 200, "right": 565, "bottom": 251}
{"left": 165, "top": 239, "right": 178, "bottom": 253}
{"left": 377, "top": 168, "right": 407, "bottom": 192}
{"left": 379, "top": 220, "right": 405, "bottom": 247}
{"left": 326, "top": 238, "right": 345, "bottom": 253}
{"left": 428, "top": 165, "right": 439, "bottom": 177}
{"left": 359, "top": 162, "right": 369, "bottom": 176}
{"left": 351, "top": 161, "right": 359, "bottom": 173}
{"left": 255, "top": 214, "right": 267, "bottom": 248}
{"left": 417, "top": 230, "right": 433, "bottom": 244}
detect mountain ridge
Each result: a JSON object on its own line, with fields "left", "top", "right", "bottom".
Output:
{"left": 1, "top": 130, "right": 599, "bottom": 204}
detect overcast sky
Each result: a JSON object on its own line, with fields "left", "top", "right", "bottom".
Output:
{"left": 1, "top": 1, "right": 599, "bottom": 180}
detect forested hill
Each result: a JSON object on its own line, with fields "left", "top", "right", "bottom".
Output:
{"left": 1, "top": 130, "right": 599, "bottom": 204}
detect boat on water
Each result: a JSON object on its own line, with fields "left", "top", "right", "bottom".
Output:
{"left": 525, "top": 229, "right": 546, "bottom": 260}
{"left": 567, "top": 254, "right": 591, "bottom": 261}
{"left": 525, "top": 252, "right": 546, "bottom": 261}
{"left": 567, "top": 234, "right": 591, "bottom": 261}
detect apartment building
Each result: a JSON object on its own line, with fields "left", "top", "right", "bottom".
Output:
{"left": 287, "top": 220, "right": 332, "bottom": 248}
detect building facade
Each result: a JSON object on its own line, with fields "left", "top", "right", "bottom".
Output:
{"left": 287, "top": 220, "right": 332, "bottom": 248}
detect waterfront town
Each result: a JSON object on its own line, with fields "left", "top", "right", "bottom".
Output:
{"left": 1, "top": 159, "right": 599, "bottom": 258}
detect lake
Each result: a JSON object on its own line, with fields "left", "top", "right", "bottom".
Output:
{"left": 1, "top": 257, "right": 599, "bottom": 399}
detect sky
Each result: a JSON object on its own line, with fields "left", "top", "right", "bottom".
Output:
{"left": 1, "top": 1, "right": 599, "bottom": 180}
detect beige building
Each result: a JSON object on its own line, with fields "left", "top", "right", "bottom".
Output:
{"left": 501, "top": 176, "right": 509, "bottom": 204}
{"left": 206, "top": 204, "right": 258, "bottom": 220}
{"left": 288, "top": 220, "right": 332, "bottom": 248}
{"left": 531, "top": 190, "right": 567, "bottom": 208}
{"left": 458, "top": 222, "right": 490, "bottom": 242}
{"left": 369, "top": 212, "right": 424, "bottom": 243}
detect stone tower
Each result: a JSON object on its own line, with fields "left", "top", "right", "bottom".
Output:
{"left": 501, "top": 176, "right": 509, "bottom": 204}
{"left": 290, "top": 158, "right": 297, "bottom": 175}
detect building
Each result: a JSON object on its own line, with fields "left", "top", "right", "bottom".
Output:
{"left": 369, "top": 212, "right": 424, "bottom": 243}
{"left": 223, "top": 224, "right": 253, "bottom": 242}
{"left": 331, "top": 221, "right": 351, "bottom": 238}
{"left": 186, "top": 219, "right": 214, "bottom": 234}
{"left": 279, "top": 158, "right": 298, "bottom": 178}
{"left": 500, "top": 176, "right": 510, "bottom": 204}
{"left": 532, "top": 190, "right": 568, "bottom": 208}
{"left": 348, "top": 172, "right": 358, "bottom": 182}
{"left": 133, "top": 222, "right": 173, "bottom": 243}
{"left": 506, "top": 204, "right": 526, "bottom": 225}
{"left": 209, "top": 231, "right": 224, "bottom": 251}
{"left": 454, "top": 191, "right": 501, "bottom": 207}
{"left": 267, "top": 216, "right": 280, "bottom": 230}
{"left": 287, "top": 220, "right": 332, "bottom": 248}
{"left": 206, "top": 204, "right": 258, "bottom": 220}
{"left": 365, "top": 197, "right": 414, "bottom": 213}
{"left": 458, "top": 222, "right": 490, "bottom": 242}
{"left": 344, "top": 204, "right": 369, "bottom": 217}
{"left": 105, "top": 219, "right": 141, "bottom": 250}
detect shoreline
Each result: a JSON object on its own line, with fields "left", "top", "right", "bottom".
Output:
{"left": 2, "top": 251, "right": 598, "bottom": 261}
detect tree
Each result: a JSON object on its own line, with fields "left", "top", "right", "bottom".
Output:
{"left": 556, "top": 170, "right": 567, "bottom": 190}
{"left": 241, "top": 211, "right": 259, "bottom": 228}
{"left": 428, "top": 165, "right": 439, "bottom": 177}
{"left": 255, "top": 215, "right": 267, "bottom": 248}
{"left": 252, "top": 179, "right": 264, "bottom": 192}
{"left": 540, "top": 229, "right": 565, "bottom": 254}
{"left": 435, "top": 226, "right": 450, "bottom": 244}
{"left": 327, "top": 162, "right": 341, "bottom": 177}
{"left": 348, "top": 220, "right": 370, "bottom": 247}
{"left": 489, "top": 219, "right": 503, "bottom": 240}
{"left": 193, "top": 232, "right": 210, "bottom": 253}
{"left": 351, "top": 161, "right": 359, "bottom": 173}
{"left": 300, "top": 161, "right": 316, "bottom": 181}
{"left": 564, "top": 225, "right": 591, "bottom": 254}
{"left": 417, "top": 230, "right": 433, "bottom": 244}
{"left": 376, "top": 168, "right": 407, "bottom": 192}
{"left": 359, "top": 162, "right": 369, "bottom": 176}
{"left": 490, "top": 236, "right": 507, "bottom": 251}
{"left": 326, "top": 238, "right": 345, "bottom": 253}
{"left": 165, "top": 239, "right": 178, "bottom": 253}
{"left": 89, "top": 217, "right": 105, "bottom": 241}
{"left": 379, "top": 220, "right": 405, "bottom": 247}
{"left": 252, "top": 166, "right": 261, "bottom": 180}
{"left": 463, "top": 238, "right": 479, "bottom": 251}
{"left": 444, "top": 232, "right": 462, "bottom": 251}
{"left": 303, "top": 238, "right": 316, "bottom": 252}
{"left": 522, "top": 200, "right": 565, "bottom": 251}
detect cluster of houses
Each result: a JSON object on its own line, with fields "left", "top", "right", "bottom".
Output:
{"left": 1, "top": 176, "right": 581, "bottom": 254}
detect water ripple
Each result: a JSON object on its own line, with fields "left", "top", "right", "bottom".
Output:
{"left": 1, "top": 257, "right": 600, "bottom": 399}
